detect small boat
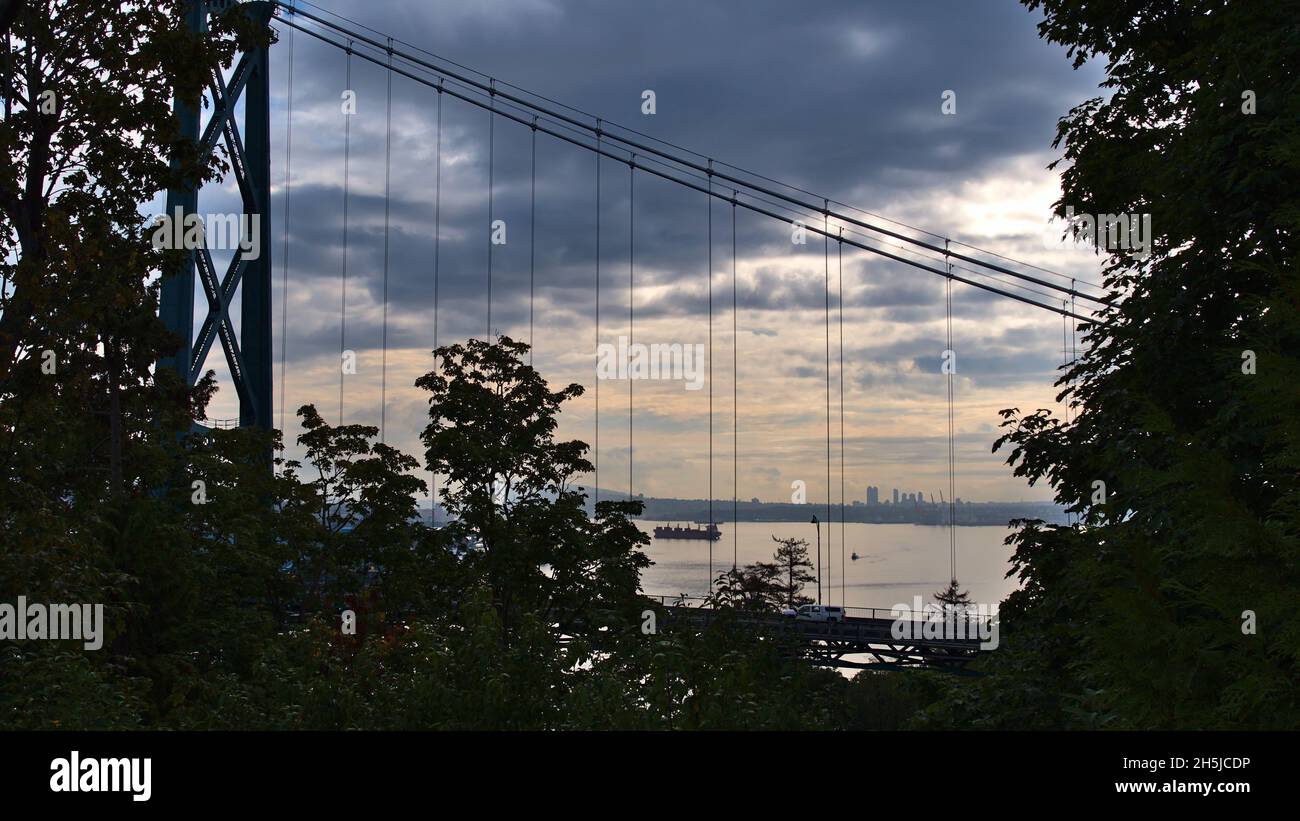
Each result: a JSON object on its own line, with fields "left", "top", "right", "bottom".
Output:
{"left": 851, "top": 552, "right": 860, "bottom": 561}
{"left": 653, "top": 522, "right": 721, "bottom": 541}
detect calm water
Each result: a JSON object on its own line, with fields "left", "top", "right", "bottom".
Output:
{"left": 636, "top": 520, "right": 1020, "bottom": 612}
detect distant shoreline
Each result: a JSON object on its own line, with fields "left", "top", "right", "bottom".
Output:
{"left": 422, "top": 490, "right": 1067, "bottom": 528}
{"left": 637, "top": 518, "right": 1022, "bottom": 528}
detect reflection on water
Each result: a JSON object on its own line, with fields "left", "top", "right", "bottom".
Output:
{"left": 637, "top": 520, "right": 1020, "bottom": 611}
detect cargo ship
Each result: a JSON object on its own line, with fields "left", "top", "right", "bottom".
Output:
{"left": 653, "top": 522, "right": 721, "bottom": 541}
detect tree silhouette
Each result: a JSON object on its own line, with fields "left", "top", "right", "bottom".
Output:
{"left": 710, "top": 535, "right": 817, "bottom": 611}
{"left": 933, "top": 579, "right": 971, "bottom": 611}
{"left": 416, "top": 335, "right": 650, "bottom": 639}
{"left": 926, "top": 0, "right": 1300, "bottom": 730}
{"left": 771, "top": 535, "right": 817, "bottom": 608}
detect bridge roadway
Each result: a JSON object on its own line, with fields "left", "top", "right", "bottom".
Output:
{"left": 657, "top": 602, "right": 991, "bottom": 672}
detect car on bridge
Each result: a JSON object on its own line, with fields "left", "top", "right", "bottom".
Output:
{"left": 781, "top": 604, "right": 845, "bottom": 623}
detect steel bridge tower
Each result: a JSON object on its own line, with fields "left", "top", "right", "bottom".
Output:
{"left": 158, "top": 0, "right": 275, "bottom": 433}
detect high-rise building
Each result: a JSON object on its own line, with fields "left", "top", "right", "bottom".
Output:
{"left": 892, "top": 488, "right": 900, "bottom": 504}
{"left": 917, "top": 490, "right": 925, "bottom": 505}
{"left": 867, "top": 486, "right": 879, "bottom": 505}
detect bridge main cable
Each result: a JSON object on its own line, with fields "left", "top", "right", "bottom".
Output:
{"left": 274, "top": 8, "right": 1099, "bottom": 323}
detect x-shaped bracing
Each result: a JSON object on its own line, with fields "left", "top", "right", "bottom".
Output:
{"left": 184, "top": 51, "right": 262, "bottom": 422}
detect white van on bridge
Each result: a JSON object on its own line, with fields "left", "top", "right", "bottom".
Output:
{"left": 781, "top": 604, "right": 845, "bottom": 623}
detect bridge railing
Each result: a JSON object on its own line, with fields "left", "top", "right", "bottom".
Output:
{"left": 644, "top": 594, "right": 996, "bottom": 626}
{"left": 843, "top": 605, "right": 996, "bottom": 626}
{"left": 646, "top": 594, "right": 712, "bottom": 609}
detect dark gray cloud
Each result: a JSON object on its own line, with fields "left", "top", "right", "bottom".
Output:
{"left": 255, "top": 0, "right": 1101, "bottom": 334}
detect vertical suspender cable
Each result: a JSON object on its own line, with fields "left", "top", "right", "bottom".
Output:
{"left": 946, "top": 272, "right": 957, "bottom": 585}
{"left": 1070, "top": 288, "right": 1078, "bottom": 526}
{"left": 838, "top": 229, "right": 845, "bottom": 608}
{"left": 823, "top": 206, "right": 832, "bottom": 603}
{"left": 379, "top": 42, "right": 392, "bottom": 442}
{"left": 594, "top": 124, "right": 601, "bottom": 507}
{"left": 338, "top": 43, "right": 352, "bottom": 426}
{"left": 1062, "top": 302, "right": 1070, "bottom": 424}
{"left": 1071, "top": 285, "right": 1078, "bottom": 372}
{"left": 276, "top": 6, "right": 295, "bottom": 441}
{"left": 529, "top": 118, "right": 536, "bottom": 365}
{"left": 628, "top": 158, "right": 634, "bottom": 498}
{"left": 1070, "top": 285, "right": 1078, "bottom": 526}
{"left": 1070, "top": 284, "right": 1078, "bottom": 416}
{"left": 707, "top": 167, "right": 713, "bottom": 589}
{"left": 1062, "top": 299, "right": 1072, "bottom": 526}
{"left": 486, "top": 81, "right": 494, "bottom": 340}
{"left": 432, "top": 80, "right": 442, "bottom": 522}
{"left": 731, "top": 193, "right": 738, "bottom": 570}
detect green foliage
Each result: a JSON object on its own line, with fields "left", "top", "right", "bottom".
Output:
{"left": 6, "top": 320, "right": 917, "bottom": 729}
{"left": 710, "top": 534, "right": 817, "bottom": 611}
{"left": 710, "top": 564, "right": 782, "bottom": 611}
{"left": 277, "top": 404, "right": 429, "bottom": 613}
{"left": 416, "top": 336, "right": 651, "bottom": 636}
{"left": 933, "top": 579, "right": 972, "bottom": 610}
{"left": 0, "top": 0, "right": 274, "bottom": 727}
{"left": 770, "top": 536, "right": 818, "bottom": 608}
{"left": 931, "top": 0, "right": 1300, "bottom": 730}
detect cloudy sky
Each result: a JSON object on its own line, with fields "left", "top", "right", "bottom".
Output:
{"left": 190, "top": 0, "right": 1110, "bottom": 506}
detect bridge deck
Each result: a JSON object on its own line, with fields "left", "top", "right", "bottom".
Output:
{"left": 660, "top": 605, "right": 991, "bottom": 671}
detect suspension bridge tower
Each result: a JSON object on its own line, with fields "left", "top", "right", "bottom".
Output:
{"left": 158, "top": 0, "right": 275, "bottom": 433}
